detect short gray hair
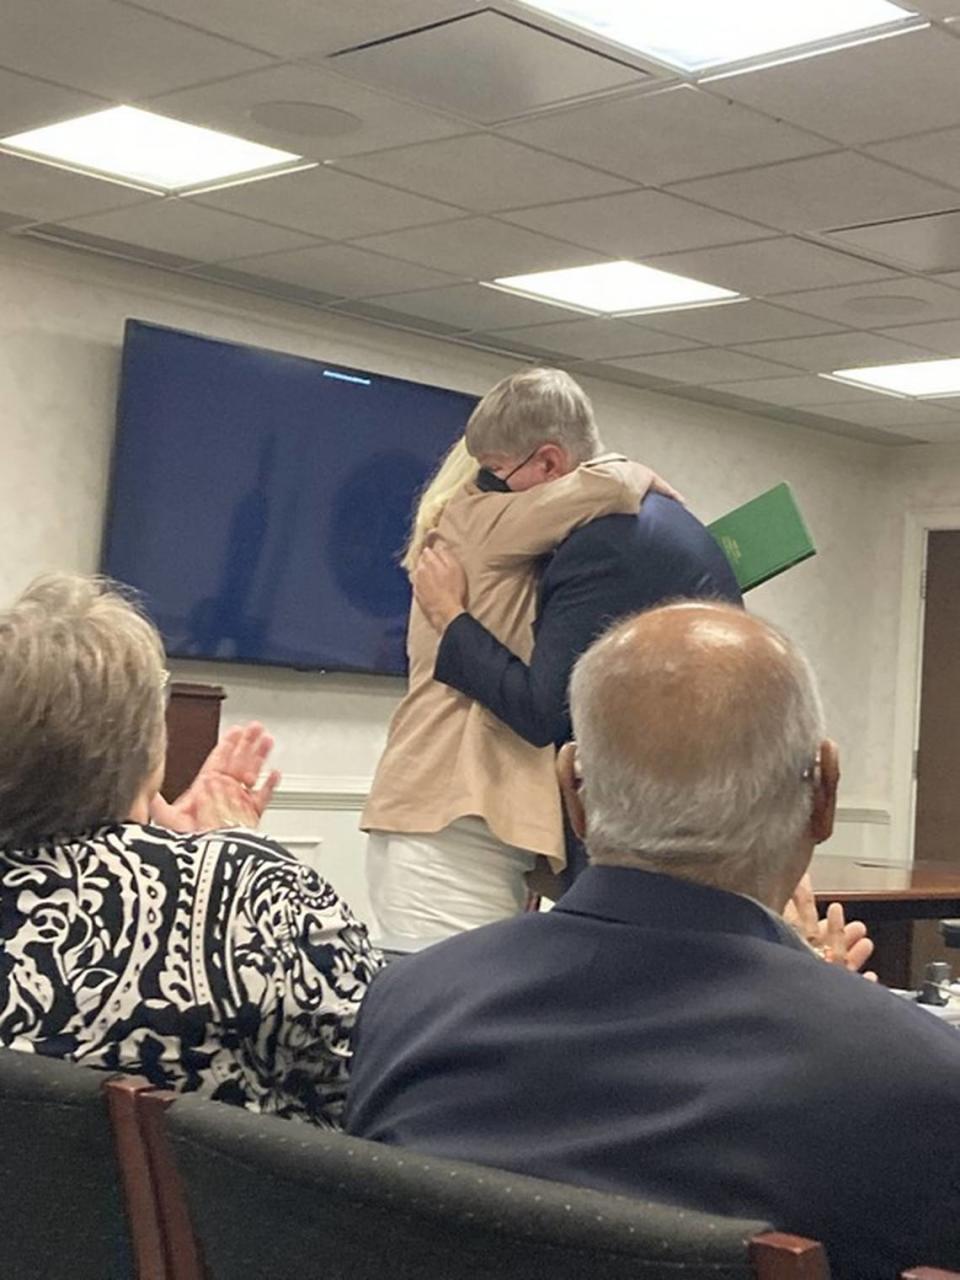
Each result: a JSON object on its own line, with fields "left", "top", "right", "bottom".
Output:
{"left": 0, "top": 573, "right": 168, "bottom": 847}
{"left": 569, "top": 603, "right": 826, "bottom": 899}
{"left": 465, "top": 367, "right": 601, "bottom": 463}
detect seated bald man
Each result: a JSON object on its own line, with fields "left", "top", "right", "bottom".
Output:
{"left": 345, "top": 603, "right": 960, "bottom": 1280}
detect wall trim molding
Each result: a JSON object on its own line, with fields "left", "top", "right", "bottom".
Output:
{"left": 272, "top": 776, "right": 891, "bottom": 827}
{"left": 834, "top": 806, "right": 890, "bottom": 826}
{"left": 272, "top": 776, "right": 371, "bottom": 812}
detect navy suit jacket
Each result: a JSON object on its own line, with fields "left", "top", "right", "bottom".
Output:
{"left": 435, "top": 494, "right": 743, "bottom": 752}
{"left": 345, "top": 867, "right": 960, "bottom": 1280}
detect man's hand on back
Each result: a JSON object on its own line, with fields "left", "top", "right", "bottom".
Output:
{"left": 414, "top": 545, "right": 468, "bottom": 633}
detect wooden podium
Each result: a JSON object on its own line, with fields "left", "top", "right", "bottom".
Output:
{"left": 162, "top": 682, "right": 225, "bottom": 801}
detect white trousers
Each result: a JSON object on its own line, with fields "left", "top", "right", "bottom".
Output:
{"left": 365, "top": 816, "right": 536, "bottom": 952}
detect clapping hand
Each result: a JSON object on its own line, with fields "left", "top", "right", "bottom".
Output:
{"left": 151, "top": 722, "right": 281, "bottom": 833}
{"left": 784, "top": 873, "right": 878, "bottom": 981}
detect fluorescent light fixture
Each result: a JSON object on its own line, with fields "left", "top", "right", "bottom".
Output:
{"left": 824, "top": 359, "right": 960, "bottom": 398}
{"left": 485, "top": 261, "right": 741, "bottom": 316}
{"left": 515, "top": 0, "right": 919, "bottom": 73}
{"left": 0, "top": 106, "right": 309, "bottom": 194}
{"left": 699, "top": 20, "right": 928, "bottom": 81}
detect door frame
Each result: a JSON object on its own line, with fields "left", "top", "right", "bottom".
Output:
{"left": 891, "top": 506, "right": 960, "bottom": 861}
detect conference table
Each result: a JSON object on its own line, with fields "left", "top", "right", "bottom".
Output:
{"left": 811, "top": 855, "right": 960, "bottom": 987}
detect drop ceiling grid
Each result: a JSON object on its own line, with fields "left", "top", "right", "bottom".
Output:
{"left": 6, "top": 0, "right": 960, "bottom": 443}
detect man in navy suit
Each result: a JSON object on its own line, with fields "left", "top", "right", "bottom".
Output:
{"left": 414, "top": 367, "right": 741, "bottom": 883}
{"left": 345, "top": 603, "right": 960, "bottom": 1280}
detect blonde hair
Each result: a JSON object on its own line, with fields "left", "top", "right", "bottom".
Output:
{"left": 401, "top": 436, "right": 477, "bottom": 573}
{"left": 0, "top": 573, "right": 168, "bottom": 847}
{"left": 465, "top": 367, "right": 601, "bottom": 463}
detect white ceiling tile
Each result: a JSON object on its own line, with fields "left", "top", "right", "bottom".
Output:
{"left": 54, "top": 200, "right": 317, "bottom": 262}
{"left": 484, "top": 318, "right": 698, "bottom": 359}
{"left": 874, "top": 318, "right": 960, "bottom": 352}
{"left": 867, "top": 127, "right": 960, "bottom": 190}
{"left": 771, "top": 279, "right": 960, "bottom": 326}
{"left": 0, "top": 154, "right": 148, "bottom": 223}
{"left": 0, "top": 66, "right": 106, "bottom": 137}
{"left": 608, "top": 348, "right": 796, "bottom": 384}
{"left": 733, "top": 331, "right": 932, "bottom": 371}
{"left": 640, "top": 300, "right": 847, "bottom": 345}
{"left": 352, "top": 218, "right": 606, "bottom": 278}
{"left": 146, "top": 64, "right": 466, "bottom": 159}
{"left": 121, "top": 0, "right": 465, "bottom": 58}
{"left": 500, "top": 84, "right": 832, "bottom": 186}
{"left": 710, "top": 375, "right": 882, "bottom": 407}
{"left": 1, "top": 0, "right": 270, "bottom": 99}
{"left": 646, "top": 237, "right": 896, "bottom": 296}
{"left": 671, "top": 153, "right": 958, "bottom": 233}
{"left": 826, "top": 209, "right": 960, "bottom": 274}
{"left": 504, "top": 190, "right": 773, "bottom": 258}
{"left": 714, "top": 28, "right": 960, "bottom": 146}
{"left": 352, "top": 283, "right": 577, "bottom": 329}
{"left": 328, "top": 11, "right": 647, "bottom": 124}
{"left": 193, "top": 166, "right": 461, "bottom": 240}
{"left": 224, "top": 244, "right": 465, "bottom": 296}
{"left": 335, "top": 135, "right": 634, "bottom": 214}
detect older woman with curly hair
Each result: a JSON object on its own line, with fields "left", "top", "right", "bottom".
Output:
{"left": 0, "top": 573, "right": 380, "bottom": 1125}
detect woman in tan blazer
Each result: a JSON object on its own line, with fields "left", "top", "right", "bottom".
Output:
{"left": 361, "top": 369, "right": 678, "bottom": 952}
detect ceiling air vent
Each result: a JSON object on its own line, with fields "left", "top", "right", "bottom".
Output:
{"left": 329, "top": 10, "right": 650, "bottom": 124}
{"left": 15, "top": 223, "right": 197, "bottom": 270}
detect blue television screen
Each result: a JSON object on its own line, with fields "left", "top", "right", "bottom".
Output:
{"left": 102, "top": 320, "right": 477, "bottom": 675}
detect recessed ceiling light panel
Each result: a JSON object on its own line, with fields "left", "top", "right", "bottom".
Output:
{"left": 825, "top": 358, "right": 960, "bottom": 398}
{"left": 515, "top": 0, "right": 919, "bottom": 73}
{"left": 0, "top": 106, "right": 309, "bottom": 194}
{"left": 486, "top": 260, "right": 741, "bottom": 316}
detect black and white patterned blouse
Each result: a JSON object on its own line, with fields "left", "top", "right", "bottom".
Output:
{"left": 0, "top": 822, "right": 382, "bottom": 1125}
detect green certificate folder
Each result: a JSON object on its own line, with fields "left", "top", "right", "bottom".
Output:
{"left": 708, "top": 482, "right": 815, "bottom": 592}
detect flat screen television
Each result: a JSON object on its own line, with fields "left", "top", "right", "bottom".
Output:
{"left": 102, "top": 320, "right": 478, "bottom": 676}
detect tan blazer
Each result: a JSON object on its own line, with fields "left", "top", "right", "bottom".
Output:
{"left": 360, "top": 457, "right": 655, "bottom": 865}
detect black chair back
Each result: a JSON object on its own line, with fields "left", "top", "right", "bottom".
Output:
{"left": 166, "top": 1094, "right": 803, "bottom": 1280}
{"left": 0, "top": 1047, "right": 134, "bottom": 1279}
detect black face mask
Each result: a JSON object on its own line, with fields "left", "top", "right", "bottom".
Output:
{"left": 476, "top": 467, "right": 512, "bottom": 493}
{"left": 475, "top": 447, "right": 541, "bottom": 494}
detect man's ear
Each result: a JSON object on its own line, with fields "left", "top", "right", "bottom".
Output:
{"left": 810, "top": 738, "right": 839, "bottom": 845}
{"left": 538, "top": 443, "right": 574, "bottom": 479}
{"left": 557, "top": 741, "right": 587, "bottom": 840}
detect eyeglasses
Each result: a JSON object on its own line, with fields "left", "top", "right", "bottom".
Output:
{"left": 499, "top": 446, "right": 542, "bottom": 484}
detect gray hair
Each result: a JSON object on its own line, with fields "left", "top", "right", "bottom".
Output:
{"left": 465, "top": 367, "right": 601, "bottom": 463}
{"left": 569, "top": 603, "right": 826, "bottom": 899}
{"left": 0, "top": 573, "right": 168, "bottom": 847}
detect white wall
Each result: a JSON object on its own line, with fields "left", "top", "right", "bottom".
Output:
{"left": 0, "top": 236, "right": 900, "bottom": 921}
{"left": 869, "top": 444, "right": 960, "bottom": 857}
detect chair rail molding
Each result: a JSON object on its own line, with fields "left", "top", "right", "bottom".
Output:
{"left": 271, "top": 775, "right": 372, "bottom": 812}
{"left": 270, "top": 774, "right": 890, "bottom": 832}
